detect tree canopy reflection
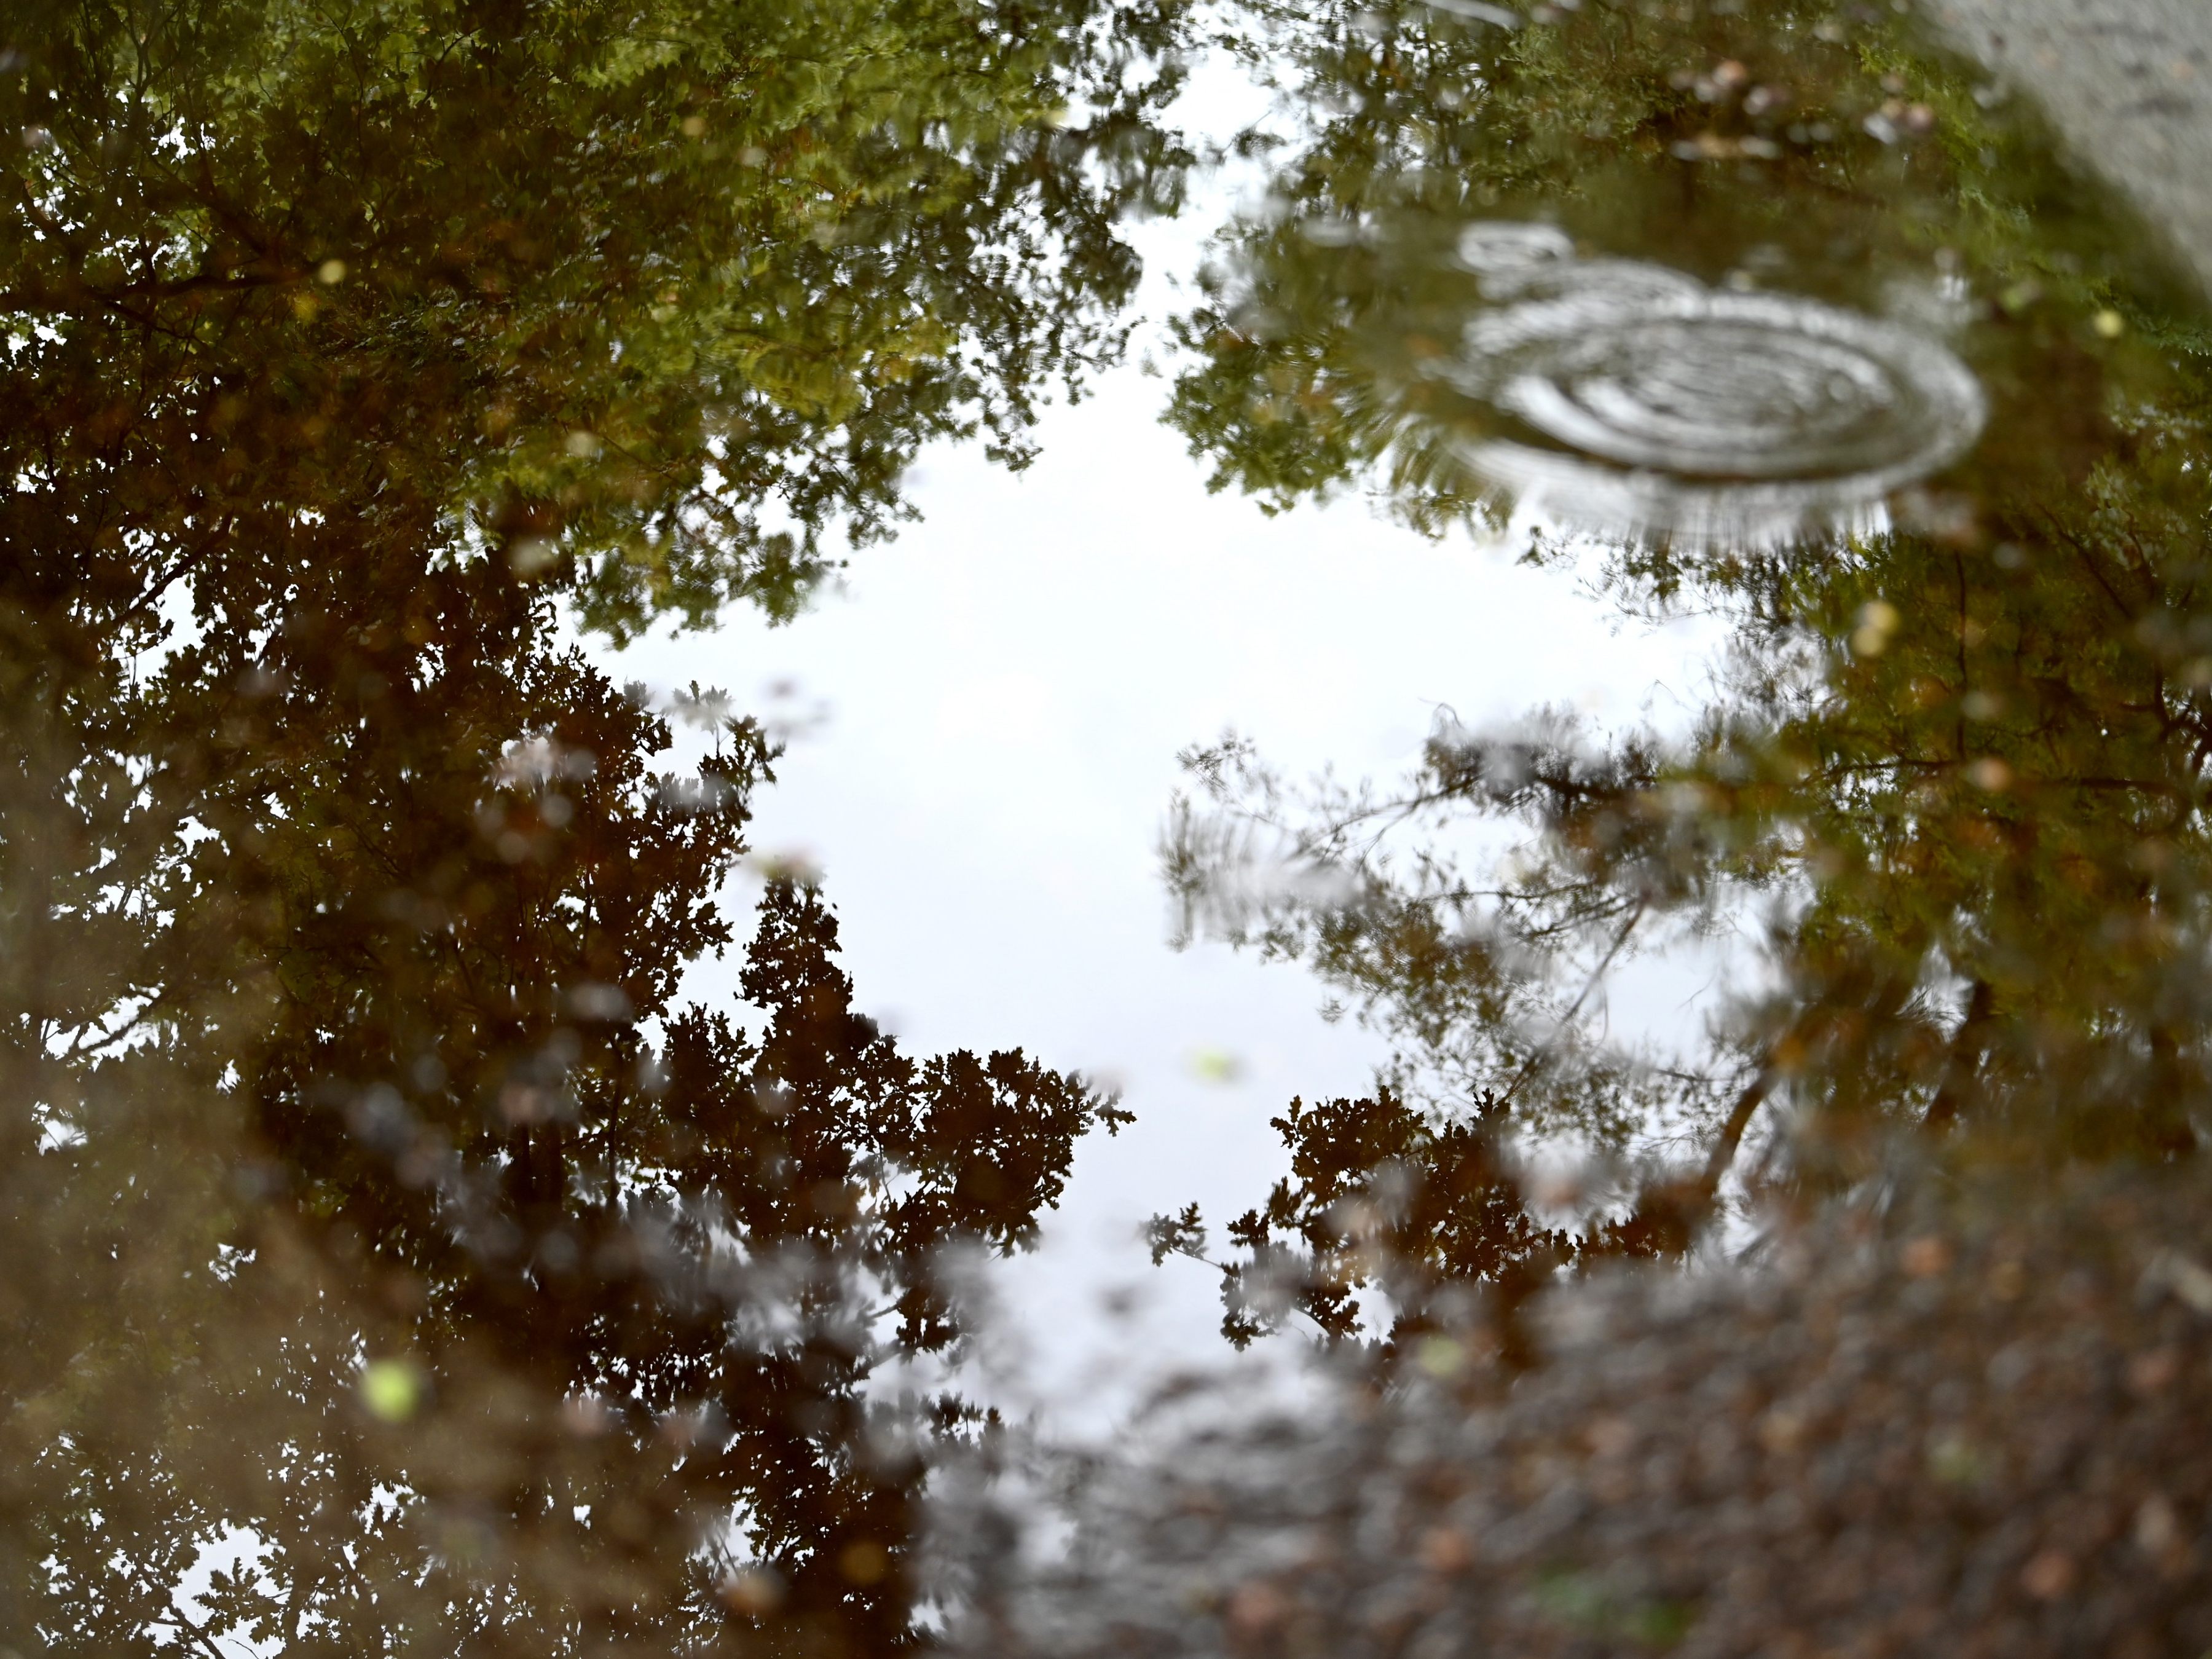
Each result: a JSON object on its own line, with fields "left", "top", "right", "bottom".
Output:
{"left": 926, "top": 6, "right": 2212, "bottom": 1650}
{"left": 4, "top": 0, "right": 1188, "bottom": 634}
{"left": 1, "top": 0, "right": 1178, "bottom": 1646}
{"left": 10, "top": 0, "right": 2212, "bottom": 1649}
{"left": 1155, "top": 0, "right": 2212, "bottom": 1349}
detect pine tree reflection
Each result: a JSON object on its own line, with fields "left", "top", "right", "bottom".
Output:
{"left": 1157, "top": 0, "right": 2212, "bottom": 1347}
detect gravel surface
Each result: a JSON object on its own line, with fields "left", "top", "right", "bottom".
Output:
{"left": 945, "top": 1168, "right": 2212, "bottom": 1658}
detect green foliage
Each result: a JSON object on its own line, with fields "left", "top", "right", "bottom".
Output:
{"left": 1160, "top": 0, "right": 2212, "bottom": 1332}
{"left": 0, "top": 0, "right": 1179, "bottom": 1645}
{"left": 1164, "top": 0, "right": 2192, "bottom": 530}
{"left": 2, "top": 0, "right": 1191, "bottom": 639}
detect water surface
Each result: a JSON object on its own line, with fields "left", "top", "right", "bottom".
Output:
{"left": 7, "top": 0, "right": 2211, "bottom": 1650}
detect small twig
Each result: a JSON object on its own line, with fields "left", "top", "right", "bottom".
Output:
{"left": 1696, "top": 1063, "right": 1773, "bottom": 1202}
{"left": 1495, "top": 896, "right": 1647, "bottom": 1109}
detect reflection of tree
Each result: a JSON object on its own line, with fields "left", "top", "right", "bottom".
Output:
{"left": 21, "top": 851, "right": 1124, "bottom": 1652}
{"left": 1154, "top": 0, "right": 2212, "bottom": 1346}
{"left": 1148, "top": 1089, "right": 1575, "bottom": 1363}
{"left": 1165, "top": 0, "right": 2177, "bottom": 529}
{"left": 955, "top": 1165, "right": 2212, "bottom": 1659}
{"left": 2, "top": 519, "right": 1131, "bottom": 1648}
{"left": 4, "top": 0, "right": 1189, "bottom": 635}
{"left": 2, "top": 0, "right": 1178, "bottom": 1646}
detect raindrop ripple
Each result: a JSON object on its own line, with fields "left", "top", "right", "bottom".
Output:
{"left": 1441, "top": 223, "right": 1987, "bottom": 542}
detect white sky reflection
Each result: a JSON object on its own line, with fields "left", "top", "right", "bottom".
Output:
{"left": 600, "top": 83, "right": 1726, "bottom": 1428}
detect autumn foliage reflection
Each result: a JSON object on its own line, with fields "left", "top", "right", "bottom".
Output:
{"left": 1, "top": 0, "right": 1177, "bottom": 1646}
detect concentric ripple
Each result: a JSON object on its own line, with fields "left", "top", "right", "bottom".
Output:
{"left": 1438, "top": 223, "right": 1987, "bottom": 543}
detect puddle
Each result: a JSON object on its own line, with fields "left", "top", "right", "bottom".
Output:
{"left": 1441, "top": 220, "right": 1987, "bottom": 543}
{"left": 7, "top": 0, "right": 2212, "bottom": 1650}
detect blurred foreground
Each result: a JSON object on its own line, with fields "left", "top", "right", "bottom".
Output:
{"left": 947, "top": 1164, "right": 2212, "bottom": 1658}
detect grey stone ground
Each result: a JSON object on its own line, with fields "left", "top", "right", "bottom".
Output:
{"left": 1929, "top": 0, "right": 2212, "bottom": 296}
